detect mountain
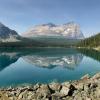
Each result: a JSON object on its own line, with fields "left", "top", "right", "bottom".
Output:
{"left": 0, "top": 22, "right": 20, "bottom": 42}
{"left": 0, "top": 22, "right": 44, "bottom": 47}
{"left": 0, "top": 22, "right": 84, "bottom": 47}
{"left": 22, "top": 22, "right": 84, "bottom": 39}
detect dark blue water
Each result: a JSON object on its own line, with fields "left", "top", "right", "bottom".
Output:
{"left": 0, "top": 48, "right": 99, "bottom": 87}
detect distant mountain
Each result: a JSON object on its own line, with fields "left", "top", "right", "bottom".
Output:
{"left": 0, "top": 22, "right": 84, "bottom": 47}
{"left": 0, "top": 22, "right": 43, "bottom": 47}
{"left": 22, "top": 22, "right": 84, "bottom": 39}
{"left": 0, "top": 22, "right": 20, "bottom": 42}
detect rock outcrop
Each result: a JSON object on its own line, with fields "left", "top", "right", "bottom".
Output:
{"left": 0, "top": 73, "right": 100, "bottom": 100}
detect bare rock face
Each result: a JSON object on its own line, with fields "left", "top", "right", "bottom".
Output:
{"left": 22, "top": 22, "right": 84, "bottom": 39}
{"left": 0, "top": 22, "right": 20, "bottom": 42}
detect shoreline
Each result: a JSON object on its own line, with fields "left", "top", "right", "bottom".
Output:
{"left": 0, "top": 73, "right": 100, "bottom": 100}
{"left": 93, "top": 46, "right": 100, "bottom": 52}
{"left": 78, "top": 46, "right": 100, "bottom": 52}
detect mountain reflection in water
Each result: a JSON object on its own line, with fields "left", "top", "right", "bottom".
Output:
{"left": 0, "top": 48, "right": 83, "bottom": 71}
{"left": 22, "top": 54, "right": 83, "bottom": 70}
{"left": 0, "top": 48, "right": 100, "bottom": 86}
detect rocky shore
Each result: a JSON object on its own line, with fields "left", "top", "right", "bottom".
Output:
{"left": 0, "top": 73, "right": 100, "bottom": 100}
{"left": 94, "top": 46, "right": 100, "bottom": 51}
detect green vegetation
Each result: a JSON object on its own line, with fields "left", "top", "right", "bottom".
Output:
{"left": 78, "top": 48, "right": 100, "bottom": 62}
{"left": 0, "top": 37, "right": 80, "bottom": 48}
{"left": 77, "top": 33, "right": 100, "bottom": 47}
{"left": 0, "top": 33, "right": 99, "bottom": 48}
{"left": 0, "top": 37, "right": 45, "bottom": 48}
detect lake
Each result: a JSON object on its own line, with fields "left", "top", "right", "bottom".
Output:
{"left": 0, "top": 48, "right": 100, "bottom": 87}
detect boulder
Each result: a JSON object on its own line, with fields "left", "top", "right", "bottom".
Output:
{"left": 92, "top": 73, "right": 100, "bottom": 80}
{"left": 81, "top": 74, "right": 90, "bottom": 80}
{"left": 60, "top": 85, "right": 70, "bottom": 96}
{"left": 49, "top": 82, "right": 61, "bottom": 92}
{"left": 36, "top": 84, "right": 51, "bottom": 99}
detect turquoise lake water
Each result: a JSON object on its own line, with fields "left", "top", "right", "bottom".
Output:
{"left": 0, "top": 48, "right": 100, "bottom": 87}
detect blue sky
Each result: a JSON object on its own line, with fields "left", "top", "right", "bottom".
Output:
{"left": 0, "top": 0, "right": 100, "bottom": 37}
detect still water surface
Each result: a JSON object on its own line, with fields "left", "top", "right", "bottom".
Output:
{"left": 0, "top": 48, "right": 99, "bottom": 87}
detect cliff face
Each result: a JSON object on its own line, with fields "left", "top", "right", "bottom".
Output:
{"left": 22, "top": 22, "right": 84, "bottom": 39}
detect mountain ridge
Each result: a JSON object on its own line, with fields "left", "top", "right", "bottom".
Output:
{"left": 0, "top": 22, "right": 84, "bottom": 47}
{"left": 0, "top": 22, "right": 20, "bottom": 42}
{"left": 22, "top": 22, "right": 84, "bottom": 39}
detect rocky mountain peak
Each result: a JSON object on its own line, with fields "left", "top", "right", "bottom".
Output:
{"left": 0, "top": 22, "right": 20, "bottom": 42}
{"left": 22, "top": 22, "right": 84, "bottom": 39}
{"left": 0, "top": 22, "right": 17, "bottom": 36}
{"left": 0, "top": 22, "right": 5, "bottom": 28}
{"left": 42, "top": 23, "right": 56, "bottom": 27}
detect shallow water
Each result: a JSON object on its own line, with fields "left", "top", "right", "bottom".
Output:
{"left": 0, "top": 48, "right": 100, "bottom": 87}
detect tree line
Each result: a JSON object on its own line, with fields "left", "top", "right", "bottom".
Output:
{"left": 77, "top": 33, "right": 100, "bottom": 47}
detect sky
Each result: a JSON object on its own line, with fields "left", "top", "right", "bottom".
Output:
{"left": 0, "top": 0, "right": 100, "bottom": 37}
